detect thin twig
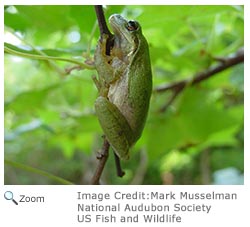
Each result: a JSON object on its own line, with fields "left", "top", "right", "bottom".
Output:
{"left": 94, "top": 5, "right": 114, "bottom": 55}
{"left": 155, "top": 48, "right": 244, "bottom": 112}
{"left": 4, "top": 45, "right": 94, "bottom": 69}
{"left": 5, "top": 27, "right": 65, "bottom": 76}
{"left": 113, "top": 152, "right": 125, "bottom": 177}
{"left": 155, "top": 48, "right": 244, "bottom": 93}
{"left": 91, "top": 139, "right": 110, "bottom": 185}
{"left": 94, "top": 5, "right": 112, "bottom": 36}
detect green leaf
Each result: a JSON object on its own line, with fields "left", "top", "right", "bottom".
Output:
{"left": 15, "top": 6, "right": 74, "bottom": 33}
{"left": 176, "top": 87, "right": 240, "bottom": 140}
{"left": 5, "top": 83, "right": 60, "bottom": 113}
{"left": 146, "top": 87, "right": 243, "bottom": 160}
{"left": 5, "top": 159, "right": 74, "bottom": 185}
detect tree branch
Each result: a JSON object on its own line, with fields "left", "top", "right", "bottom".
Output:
{"left": 91, "top": 138, "right": 110, "bottom": 185}
{"left": 155, "top": 48, "right": 244, "bottom": 112}
{"left": 94, "top": 5, "right": 114, "bottom": 55}
{"left": 94, "top": 6, "right": 112, "bottom": 36}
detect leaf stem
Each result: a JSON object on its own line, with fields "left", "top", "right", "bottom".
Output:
{"left": 4, "top": 45, "right": 95, "bottom": 70}
{"left": 5, "top": 26, "right": 65, "bottom": 75}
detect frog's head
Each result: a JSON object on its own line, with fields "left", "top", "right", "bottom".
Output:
{"left": 109, "top": 14, "right": 142, "bottom": 55}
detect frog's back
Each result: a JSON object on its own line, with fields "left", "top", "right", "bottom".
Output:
{"left": 115, "top": 35, "right": 152, "bottom": 142}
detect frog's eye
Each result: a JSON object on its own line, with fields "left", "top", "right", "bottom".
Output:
{"left": 126, "top": 20, "right": 139, "bottom": 31}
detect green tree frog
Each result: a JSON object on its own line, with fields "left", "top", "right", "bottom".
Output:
{"left": 94, "top": 14, "right": 152, "bottom": 160}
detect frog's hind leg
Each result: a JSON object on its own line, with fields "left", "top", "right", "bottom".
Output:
{"left": 95, "top": 96, "right": 134, "bottom": 160}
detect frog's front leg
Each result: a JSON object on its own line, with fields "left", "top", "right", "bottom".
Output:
{"left": 94, "top": 34, "right": 115, "bottom": 84}
{"left": 95, "top": 96, "right": 134, "bottom": 160}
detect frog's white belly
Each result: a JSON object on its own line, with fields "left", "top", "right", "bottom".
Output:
{"left": 108, "top": 75, "right": 135, "bottom": 130}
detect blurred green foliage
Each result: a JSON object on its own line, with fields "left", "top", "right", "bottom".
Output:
{"left": 4, "top": 5, "right": 244, "bottom": 185}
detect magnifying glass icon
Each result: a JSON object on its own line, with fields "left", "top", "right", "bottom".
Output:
{"left": 4, "top": 191, "right": 18, "bottom": 205}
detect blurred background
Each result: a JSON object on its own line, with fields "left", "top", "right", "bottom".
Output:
{"left": 4, "top": 5, "right": 244, "bottom": 185}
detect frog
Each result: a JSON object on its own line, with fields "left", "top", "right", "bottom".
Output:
{"left": 94, "top": 14, "right": 152, "bottom": 160}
